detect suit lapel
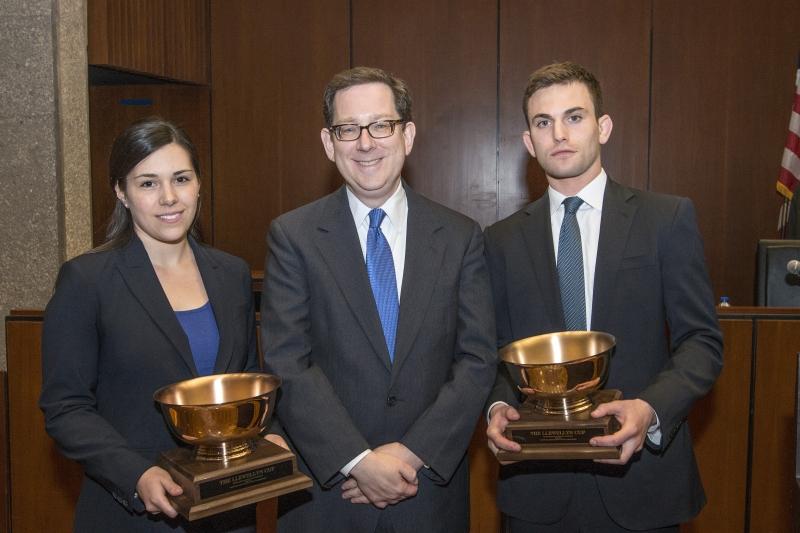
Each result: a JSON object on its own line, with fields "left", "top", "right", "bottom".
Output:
{"left": 116, "top": 236, "right": 197, "bottom": 375}
{"left": 392, "top": 188, "right": 446, "bottom": 374}
{"left": 520, "top": 195, "right": 564, "bottom": 331}
{"left": 192, "top": 241, "right": 236, "bottom": 374}
{"left": 313, "top": 188, "right": 393, "bottom": 370}
{"left": 591, "top": 179, "right": 637, "bottom": 332}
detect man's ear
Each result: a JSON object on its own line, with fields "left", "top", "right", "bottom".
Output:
{"left": 320, "top": 128, "right": 336, "bottom": 162}
{"left": 522, "top": 130, "right": 537, "bottom": 158}
{"left": 402, "top": 121, "right": 416, "bottom": 155}
{"left": 598, "top": 114, "right": 613, "bottom": 145}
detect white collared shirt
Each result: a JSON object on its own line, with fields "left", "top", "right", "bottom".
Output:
{"left": 346, "top": 181, "right": 408, "bottom": 298}
{"left": 547, "top": 170, "right": 607, "bottom": 330}
{"left": 341, "top": 180, "right": 409, "bottom": 476}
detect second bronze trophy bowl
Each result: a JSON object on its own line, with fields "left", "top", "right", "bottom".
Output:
{"left": 499, "top": 331, "right": 621, "bottom": 460}
{"left": 154, "top": 373, "right": 280, "bottom": 462}
{"left": 152, "top": 373, "right": 311, "bottom": 521}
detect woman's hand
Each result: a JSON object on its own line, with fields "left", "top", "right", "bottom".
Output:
{"left": 135, "top": 466, "right": 183, "bottom": 517}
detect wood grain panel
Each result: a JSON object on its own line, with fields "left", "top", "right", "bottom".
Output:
{"left": 6, "top": 316, "right": 82, "bottom": 533}
{"left": 352, "top": 0, "right": 498, "bottom": 227}
{"left": 749, "top": 318, "right": 800, "bottom": 531}
{"left": 650, "top": 0, "right": 800, "bottom": 306}
{"left": 498, "top": 0, "right": 651, "bottom": 219}
{"left": 683, "top": 318, "right": 752, "bottom": 532}
{"left": 0, "top": 371, "right": 8, "bottom": 533}
{"left": 210, "top": 0, "right": 348, "bottom": 267}
{"left": 89, "top": 85, "right": 212, "bottom": 247}
{"left": 89, "top": 0, "right": 166, "bottom": 77}
{"left": 88, "top": 0, "right": 209, "bottom": 83}
{"left": 163, "top": 0, "right": 210, "bottom": 84}
{"left": 467, "top": 419, "right": 500, "bottom": 533}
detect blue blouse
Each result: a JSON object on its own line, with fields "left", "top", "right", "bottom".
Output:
{"left": 175, "top": 301, "right": 220, "bottom": 376}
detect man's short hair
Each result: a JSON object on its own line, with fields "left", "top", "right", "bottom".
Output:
{"left": 323, "top": 66, "right": 413, "bottom": 127}
{"left": 522, "top": 61, "right": 604, "bottom": 122}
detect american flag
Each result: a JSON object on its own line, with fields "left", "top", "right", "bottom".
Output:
{"left": 777, "top": 56, "right": 800, "bottom": 234}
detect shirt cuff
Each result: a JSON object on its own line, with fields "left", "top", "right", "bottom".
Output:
{"left": 341, "top": 449, "right": 371, "bottom": 477}
{"left": 646, "top": 408, "right": 662, "bottom": 446}
{"left": 487, "top": 401, "right": 510, "bottom": 423}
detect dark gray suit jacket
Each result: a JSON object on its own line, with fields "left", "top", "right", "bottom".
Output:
{"left": 484, "top": 179, "right": 723, "bottom": 530}
{"left": 40, "top": 236, "right": 259, "bottom": 532}
{"left": 261, "top": 185, "right": 496, "bottom": 533}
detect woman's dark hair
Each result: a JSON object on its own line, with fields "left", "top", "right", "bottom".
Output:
{"left": 94, "top": 117, "right": 202, "bottom": 252}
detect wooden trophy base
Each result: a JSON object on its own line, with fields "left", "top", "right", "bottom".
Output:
{"left": 159, "top": 439, "right": 312, "bottom": 521}
{"left": 497, "top": 389, "right": 622, "bottom": 461}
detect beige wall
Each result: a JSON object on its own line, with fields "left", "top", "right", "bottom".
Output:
{"left": 0, "top": 0, "right": 91, "bottom": 368}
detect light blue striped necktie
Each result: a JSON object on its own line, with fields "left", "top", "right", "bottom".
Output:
{"left": 558, "top": 197, "right": 586, "bottom": 330}
{"left": 366, "top": 208, "right": 399, "bottom": 361}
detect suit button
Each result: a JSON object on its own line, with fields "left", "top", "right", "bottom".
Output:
{"left": 386, "top": 396, "right": 397, "bottom": 407}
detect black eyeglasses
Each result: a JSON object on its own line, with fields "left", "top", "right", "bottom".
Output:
{"left": 329, "top": 119, "right": 405, "bottom": 141}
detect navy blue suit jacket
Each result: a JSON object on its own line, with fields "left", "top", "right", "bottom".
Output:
{"left": 485, "top": 179, "right": 723, "bottom": 529}
{"left": 40, "top": 236, "right": 258, "bottom": 532}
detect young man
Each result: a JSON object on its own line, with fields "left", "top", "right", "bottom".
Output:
{"left": 261, "top": 67, "right": 496, "bottom": 533}
{"left": 485, "top": 61, "right": 723, "bottom": 532}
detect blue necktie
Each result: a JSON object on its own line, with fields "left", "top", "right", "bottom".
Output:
{"left": 558, "top": 197, "right": 586, "bottom": 330}
{"left": 366, "top": 209, "right": 399, "bottom": 361}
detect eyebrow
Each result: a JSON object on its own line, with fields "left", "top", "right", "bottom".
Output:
{"left": 131, "top": 169, "right": 194, "bottom": 179}
{"left": 531, "top": 106, "right": 587, "bottom": 121}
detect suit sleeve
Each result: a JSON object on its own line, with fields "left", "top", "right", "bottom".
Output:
{"left": 638, "top": 198, "right": 723, "bottom": 449}
{"left": 240, "top": 259, "right": 260, "bottom": 373}
{"left": 261, "top": 219, "right": 370, "bottom": 487}
{"left": 483, "top": 225, "right": 525, "bottom": 410}
{"left": 39, "top": 261, "right": 152, "bottom": 512}
{"left": 399, "top": 222, "right": 498, "bottom": 483}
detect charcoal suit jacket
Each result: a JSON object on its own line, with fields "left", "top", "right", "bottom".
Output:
{"left": 261, "top": 184, "right": 496, "bottom": 533}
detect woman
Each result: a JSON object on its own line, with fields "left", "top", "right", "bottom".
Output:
{"left": 40, "top": 117, "right": 258, "bottom": 532}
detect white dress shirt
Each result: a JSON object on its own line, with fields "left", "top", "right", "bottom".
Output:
{"left": 340, "top": 181, "right": 409, "bottom": 476}
{"left": 548, "top": 170, "right": 606, "bottom": 330}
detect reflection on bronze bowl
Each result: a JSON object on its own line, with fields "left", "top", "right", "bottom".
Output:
{"left": 154, "top": 373, "right": 281, "bottom": 462}
{"left": 500, "top": 331, "right": 615, "bottom": 416}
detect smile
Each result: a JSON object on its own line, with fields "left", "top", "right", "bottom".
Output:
{"left": 354, "top": 158, "right": 382, "bottom": 167}
{"left": 157, "top": 212, "right": 183, "bottom": 222}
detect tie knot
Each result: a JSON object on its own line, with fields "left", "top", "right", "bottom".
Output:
{"left": 563, "top": 196, "right": 583, "bottom": 215}
{"left": 368, "top": 208, "right": 386, "bottom": 229}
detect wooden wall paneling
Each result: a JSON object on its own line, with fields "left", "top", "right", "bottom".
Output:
{"left": 497, "top": 0, "right": 651, "bottom": 220}
{"left": 88, "top": 0, "right": 166, "bottom": 77}
{"left": 467, "top": 419, "right": 500, "bottom": 533}
{"left": 0, "top": 371, "right": 8, "bottom": 533}
{"left": 749, "top": 318, "right": 800, "bottom": 531}
{"left": 682, "top": 318, "right": 752, "bottom": 532}
{"left": 650, "top": 0, "right": 800, "bottom": 306}
{"left": 6, "top": 316, "right": 81, "bottom": 533}
{"left": 163, "top": 0, "right": 210, "bottom": 84}
{"left": 210, "top": 0, "right": 349, "bottom": 268}
{"left": 89, "top": 85, "right": 212, "bottom": 247}
{"left": 88, "top": 0, "right": 209, "bottom": 83}
{"left": 351, "top": 0, "right": 499, "bottom": 227}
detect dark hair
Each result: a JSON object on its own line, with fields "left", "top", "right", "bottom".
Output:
{"left": 323, "top": 66, "right": 413, "bottom": 128}
{"left": 94, "top": 117, "right": 202, "bottom": 252}
{"left": 522, "top": 61, "right": 604, "bottom": 123}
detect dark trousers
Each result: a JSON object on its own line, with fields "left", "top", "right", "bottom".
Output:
{"left": 504, "top": 475, "right": 679, "bottom": 533}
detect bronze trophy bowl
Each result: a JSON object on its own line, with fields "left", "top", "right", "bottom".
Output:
{"left": 152, "top": 373, "right": 311, "bottom": 521}
{"left": 154, "top": 373, "right": 280, "bottom": 462}
{"left": 498, "top": 331, "right": 622, "bottom": 460}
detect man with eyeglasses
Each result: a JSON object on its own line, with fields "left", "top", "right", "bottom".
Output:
{"left": 260, "top": 66, "right": 496, "bottom": 533}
